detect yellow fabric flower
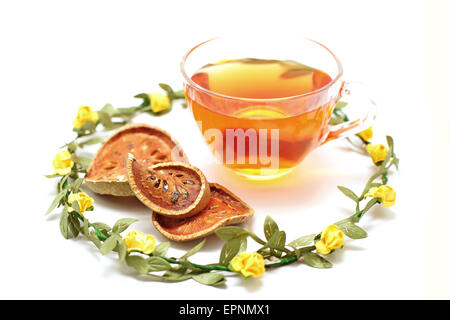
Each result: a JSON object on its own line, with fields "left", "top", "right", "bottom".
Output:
{"left": 315, "top": 225, "right": 345, "bottom": 255}
{"left": 366, "top": 143, "right": 389, "bottom": 164}
{"left": 357, "top": 126, "right": 373, "bottom": 142}
{"left": 73, "top": 106, "right": 99, "bottom": 129}
{"left": 230, "top": 252, "right": 265, "bottom": 278}
{"left": 52, "top": 150, "right": 74, "bottom": 176}
{"left": 365, "top": 185, "right": 396, "bottom": 207}
{"left": 149, "top": 93, "right": 170, "bottom": 113}
{"left": 123, "top": 230, "right": 156, "bottom": 254}
{"left": 68, "top": 192, "right": 94, "bottom": 214}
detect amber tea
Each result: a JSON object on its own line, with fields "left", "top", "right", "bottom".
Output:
{"left": 187, "top": 58, "right": 334, "bottom": 178}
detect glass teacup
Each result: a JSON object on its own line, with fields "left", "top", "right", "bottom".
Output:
{"left": 181, "top": 36, "right": 376, "bottom": 179}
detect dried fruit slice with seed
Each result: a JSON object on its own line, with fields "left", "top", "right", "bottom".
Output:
{"left": 85, "top": 124, "right": 188, "bottom": 196}
{"left": 152, "top": 183, "right": 254, "bottom": 241}
{"left": 127, "top": 155, "right": 210, "bottom": 218}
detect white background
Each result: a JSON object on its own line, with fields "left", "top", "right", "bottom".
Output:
{"left": 0, "top": 0, "right": 448, "bottom": 299}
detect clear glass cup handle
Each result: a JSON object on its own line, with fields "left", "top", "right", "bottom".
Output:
{"left": 323, "top": 81, "right": 377, "bottom": 144}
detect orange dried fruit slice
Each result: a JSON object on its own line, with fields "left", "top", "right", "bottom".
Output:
{"left": 85, "top": 124, "right": 188, "bottom": 196}
{"left": 152, "top": 183, "right": 254, "bottom": 242}
{"left": 127, "top": 155, "right": 210, "bottom": 218}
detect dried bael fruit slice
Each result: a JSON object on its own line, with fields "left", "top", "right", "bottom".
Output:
{"left": 152, "top": 183, "right": 254, "bottom": 242}
{"left": 127, "top": 155, "right": 210, "bottom": 218}
{"left": 85, "top": 124, "right": 188, "bottom": 196}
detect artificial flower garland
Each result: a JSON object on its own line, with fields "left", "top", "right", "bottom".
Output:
{"left": 45, "top": 84, "right": 399, "bottom": 286}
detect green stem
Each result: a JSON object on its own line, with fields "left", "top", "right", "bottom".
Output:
{"left": 352, "top": 199, "right": 380, "bottom": 222}
{"left": 248, "top": 232, "right": 266, "bottom": 246}
{"left": 156, "top": 255, "right": 231, "bottom": 272}
{"left": 156, "top": 254, "right": 298, "bottom": 271}
{"left": 265, "top": 256, "right": 298, "bottom": 268}
{"left": 265, "top": 246, "right": 316, "bottom": 268}
{"left": 74, "top": 212, "right": 108, "bottom": 241}
{"left": 92, "top": 226, "right": 108, "bottom": 241}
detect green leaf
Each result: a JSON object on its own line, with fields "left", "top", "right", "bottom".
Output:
{"left": 264, "top": 216, "right": 279, "bottom": 241}
{"left": 82, "top": 216, "right": 89, "bottom": 236}
{"left": 78, "top": 137, "right": 104, "bottom": 148}
{"left": 288, "top": 234, "right": 315, "bottom": 248}
{"left": 380, "top": 136, "right": 394, "bottom": 167}
{"left": 238, "top": 236, "right": 247, "bottom": 253}
{"left": 70, "top": 177, "right": 84, "bottom": 192}
{"left": 100, "top": 103, "right": 116, "bottom": 116}
{"left": 116, "top": 238, "right": 127, "bottom": 262}
{"left": 98, "top": 110, "right": 113, "bottom": 129}
{"left": 77, "top": 157, "right": 92, "bottom": 169}
{"left": 162, "top": 270, "right": 192, "bottom": 282}
{"left": 337, "top": 221, "right": 368, "bottom": 239}
{"left": 335, "top": 215, "right": 358, "bottom": 225}
{"left": 67, "top": 141, "right": 78, "bottom": 153}
{"left": 215, "top": 226, "right": 250, "bottom": 241}
{"left": 159, "top": 83, "right": 175, "bottom": 98}
{"left": 392, "top": 157, "right": 400, "bottom": 170}
{"left": 334, "top": 101, "right": 348, "bottom": 110}
{"left": 46, "top": 190, "right": 66, "bottom": 215}
{"left": 45, "top": 174, "right": 62, "bottom": 178}
{"left": 386, "top": 135, "right": 394, "bottom": 151}
{"left": 257, "top": 248, "right": 271, "bottom": 258}
{"left": 116, "top": 106, "right": 140, "bottom": 117}
{"left": 126, "top": 255, "right": 149, "bottom": 274}
{"left": 192, "top": 273, "right": 226, "bottom": 286}
{"left": 266, "top": 230, "right": 286, "bottom": 250}
{"left": 337, "top": 186, "right": 359, "bottom": 202}
{"left": 332, "top": 108, "right": 349, "bottom": 122}
{"left": 75, "top": 120, "right": 97, "bottom": 133}
{"left": 112, "top": 218, "right": 138, "bottom": 234}
{"left": 57, "top": 175, "right": 70, "bottom": 193}
{"left": 174, "top": 89, "right": 185, "bottom": 99}
{"left": 361, "top": 198, "right": 380, "bottom": 214}
{"left": 100, "top": 234, "right": 119, "bottom": 255}
{"left": 329, "top": 116, "right": 345, "bottom": 125}
{"left": 71, "top": 200, "right": 81, "bottom": 214}
{"left": 147, "top": 256, "right": 171, "bottom": 272}
{"left": 302, "top": 252, "right": 332, "bottom": 268}
{"left": 219, "top": 238, "right": 241, "bottom": 265}
{"left": 59, "top": 206, "right": 69, "bottom": 239}
{"left": 92, "top": 222, "right": 111, "bottom": 233}
{"left": 134, "top": 93, "right": 150, "bottom": 107}
{"left": 181, "top": 239, "right": 206, "bottom": 260}
{"left": 292, "top": 247, "right": 302, "bottom": 259}
{"left": 103, "top": 121, "right": 126, "bottom": 131}
{"left": 369, "top": 182, "right": 383, "bottom": 188}
{"left": 88, "top": 230, "right": 102, "bottom": 248}
{"left": 153, "top": 242, "right": 170, "bottom": 257}
{"left": 265, "top": 230, "right": 286, "bottom": 257}
{"left": 68, "top": 216, "right": 80, "bottom": 238}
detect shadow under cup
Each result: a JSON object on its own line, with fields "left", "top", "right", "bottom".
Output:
{"left": 181, "top": 37, "right": 360, "bottom": 179}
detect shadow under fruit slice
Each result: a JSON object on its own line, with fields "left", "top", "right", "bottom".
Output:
{"left": 127, "top": 155, "right": 210, "bottom": 218}
{"left": 152, "top": 183, "right": 254, "bottom": 242}
{"left": 85, "top": 124, "right": 188, "bottom": 196}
